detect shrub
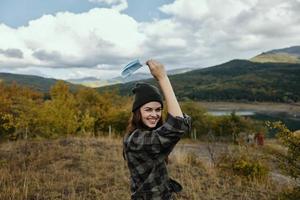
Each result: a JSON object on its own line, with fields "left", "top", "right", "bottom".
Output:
{"left": 232, "top": 159, "right": 269, "bottom": 180}
{"left": 217, "top": 148, "right": 269, "bottom": 181}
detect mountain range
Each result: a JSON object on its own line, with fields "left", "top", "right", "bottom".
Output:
{"left": 0, "top": 72, "right": 80, "bottom": 93}
{"left": 67, "top": 67, "right": 194, "bottom": 87}
{"left": 0, "top": 46, "right": 299, "bottom": 102}
{"left": 98, "top": 59, "right": 300, "bottom": 102}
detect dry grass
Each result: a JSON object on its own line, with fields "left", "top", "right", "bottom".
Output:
{"left": 169, "top": 144, "right": 285, "bottom": 200}
{"left": 0, "top": 137, "right": 130, "bottom": 200}
{"left": 0, "top": 137, "right": 291, "bottom": 200}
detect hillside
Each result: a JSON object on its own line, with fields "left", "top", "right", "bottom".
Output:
{"left": 0, "top": 72, "right": 82, "bottom": 93}
{"left": 98, "top": 59, "right": 300, "bottom": 102}
{"left": 251, "top": 46, "right": 300, "bottom": 63}
{"left": 1, "top": 51, "right": 300, "bottom": 103}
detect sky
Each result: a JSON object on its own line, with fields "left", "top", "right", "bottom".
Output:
{"left": 0, "top": 0, "right": 300, "bottom": 81}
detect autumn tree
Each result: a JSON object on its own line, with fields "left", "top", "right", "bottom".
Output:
{"left": 76, "top": 88, "right": 100, "bottom": 136}
{"left": 0, "top": 82, "right": 43, "bottom": 140}
{"left": 106, "top": 99, "right": 131, "bottom": 135}
{"left": 35, "top": 81, "right": 79, "bottom": 138}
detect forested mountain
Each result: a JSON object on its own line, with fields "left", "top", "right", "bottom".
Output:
{"left": 98, "top": 59, "right": 300, "bottom": 102}
{"left": 0, "top": 72, "right": 81, "bottom": 93}
{"left": 1, "top": 49, "right": 300, "bottom": 103}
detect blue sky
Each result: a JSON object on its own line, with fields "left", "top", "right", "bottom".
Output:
{"left": 0, "top": 0, "right": 299, "bottom": 81}
{"left": 0, "top": 0, "right": 173, "bottom": 27}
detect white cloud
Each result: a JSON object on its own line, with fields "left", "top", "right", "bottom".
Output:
{"left": 0, "top": 65, "right": 120, "bottom": 80}
{"left": 89, "top": 0, "right": 128, "bottom": 11}
{"left": 1, "top": 0, "right": 300, "bottom": 80}
{"left": 160, "top": 0, "right": 257, "bottom": 22}
{"left": 0, "top": 8, "right": 145, "bottom": 71}
{"left": 160, "top": 0, "right": 210, "bottom": 21}
{"left": 0, "top": 48, "right": 23, "bottom": 58}
{"left": 156, "top": 0, "right": 300, "bottom": 64}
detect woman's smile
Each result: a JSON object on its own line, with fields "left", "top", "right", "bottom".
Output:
{"left": 148, "top": 118, "right": 158, "bottom": 124}
{"left": 140, "top": 102, "right": 162, "bottom": 129}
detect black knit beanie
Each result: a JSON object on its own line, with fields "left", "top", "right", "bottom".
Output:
{"left": 132, "top": 83, "right": 163, "bottom": 112}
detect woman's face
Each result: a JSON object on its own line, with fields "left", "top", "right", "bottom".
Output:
{"left": 140, "top": 101, "right": 162, "bottom": 129}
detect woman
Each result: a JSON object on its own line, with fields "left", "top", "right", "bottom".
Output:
{"left": 123, "top": 59, "right": 191, "bottom": 200}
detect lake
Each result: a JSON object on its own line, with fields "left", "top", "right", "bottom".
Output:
{"left": 208, "top": 110, "right": 300, "bottom": 132}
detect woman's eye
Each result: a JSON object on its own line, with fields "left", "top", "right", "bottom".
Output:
{"left": 144, "top": 108, "right": 162, "bottom": 112}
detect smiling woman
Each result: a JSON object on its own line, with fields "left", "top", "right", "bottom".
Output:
{"left": 140, "top": 102, "right": 163, "bottom": 128}
{"left": 123, "top": 59, "right": 191, "bottom": 200}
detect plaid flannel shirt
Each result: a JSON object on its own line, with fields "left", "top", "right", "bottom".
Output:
{"left": 124, "top": 113, "right": 191, "bottom": 200}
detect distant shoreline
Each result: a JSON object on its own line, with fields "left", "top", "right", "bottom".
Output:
{"left": 196, "top": 101, "right": 300, "bottom": 117}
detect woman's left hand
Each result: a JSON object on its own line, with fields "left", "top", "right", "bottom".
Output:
{"left": 146, "top": 59, "right": 167, "bottom": 81}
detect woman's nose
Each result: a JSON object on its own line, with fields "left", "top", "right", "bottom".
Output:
{"left": 150, "top": 111, "right": 159, "bottom": 117}
{"left": 150, "top": 111, "right": 156, "bottom": 116}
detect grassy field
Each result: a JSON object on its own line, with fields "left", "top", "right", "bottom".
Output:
{"left": 0, "top": 136, "right": 296, "bottom": 200}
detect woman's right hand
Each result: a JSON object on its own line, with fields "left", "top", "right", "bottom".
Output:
{"left": 146, "top": 59, "right": 167, "bottom": 81}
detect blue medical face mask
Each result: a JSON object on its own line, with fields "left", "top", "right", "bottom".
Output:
{"left": 121, "top": 59, "right": 143, "bottom": 78}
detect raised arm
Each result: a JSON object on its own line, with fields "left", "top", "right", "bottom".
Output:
{"left": 146, "top": 59, "right": 183, "bottom": 118}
